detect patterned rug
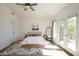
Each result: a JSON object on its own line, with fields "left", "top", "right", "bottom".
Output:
{"left": 0, "top": 41, "right": 43, "bottom": 56}
{"left": 0, "top": 48, "right": 43, "bottom": 56}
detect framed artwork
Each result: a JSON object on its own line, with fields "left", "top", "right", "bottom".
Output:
{"left": 32, "top": 24, "right": 39, "bottom": 31}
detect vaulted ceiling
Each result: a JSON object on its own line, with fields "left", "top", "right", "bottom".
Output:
{"left": 5, "top": 3, "right": 68, "bottom": 18}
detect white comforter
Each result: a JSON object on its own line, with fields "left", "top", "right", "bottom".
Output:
{"left": 21, "top": 36, "right": 47, "bottom": 45}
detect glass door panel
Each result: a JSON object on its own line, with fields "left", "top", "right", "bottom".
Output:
{"left": 60, "top": 21, "right": 65, "bottom": 44}
{"left": 67, "top": 17, "right": 76, "bottom": 51}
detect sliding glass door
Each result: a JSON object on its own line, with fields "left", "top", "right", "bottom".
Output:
{"left": 59, "top": 16, "right": 76, "bottom": 51}
{"left": 67, "top": 16, "right": 76, "bottom": 51}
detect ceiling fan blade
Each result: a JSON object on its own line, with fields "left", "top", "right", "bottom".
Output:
{"left": 30, "top": 6, "right": 35, "bottom": 11}
{"left": 16, "top": 3, "right": 26, "bottom": 6}
{"left": 30, "top": 3, "right": 37, "bottom": 6}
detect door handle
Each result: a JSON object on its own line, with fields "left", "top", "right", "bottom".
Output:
{"left": 65, "top": 34, "right": 67, "bottom": 36}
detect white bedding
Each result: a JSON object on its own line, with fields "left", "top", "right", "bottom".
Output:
{"left": 20, "top": 36, "right": 47, "bottom": 45}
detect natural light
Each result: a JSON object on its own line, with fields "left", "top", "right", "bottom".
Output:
{"left": 67, "top": 17, "right": 76, "bottom": 51}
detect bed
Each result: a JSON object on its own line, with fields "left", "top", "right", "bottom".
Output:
{"left": 20, "top": 36, "right": 47, "bottom": 48}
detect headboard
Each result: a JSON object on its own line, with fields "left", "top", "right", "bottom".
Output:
{"left": 27, "top": 32, "right": 42, "bottom": 36}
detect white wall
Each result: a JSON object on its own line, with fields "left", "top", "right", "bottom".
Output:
{"left": 52, "top": 3, "right": 79, "bottom": 55}
{"left": 20, "top": 16, "right": 51, "bottom": 37}
{"left": 0, "top": 4, "right": 20, "bottom": 50}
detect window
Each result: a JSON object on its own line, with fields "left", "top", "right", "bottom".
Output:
{"left": 67, "top": 16, "right": 76, "bottom": 51}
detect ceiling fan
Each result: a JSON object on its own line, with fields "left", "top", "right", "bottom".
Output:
{"left": 16, "top": 3, "right": 37, "bottom": 11}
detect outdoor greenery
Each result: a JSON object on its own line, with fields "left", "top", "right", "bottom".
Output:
{"left": 60, "top": 23, "right": 64, "bottom": 41}
{"left": 68, "top": 17, "right": 76, "bottom": 39}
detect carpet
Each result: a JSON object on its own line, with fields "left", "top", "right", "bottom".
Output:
{"left": 0, "top": 47, "right": 43, "bottom": 56}
{"left": 0, "top": 41, "right": 43, "bottom": 56}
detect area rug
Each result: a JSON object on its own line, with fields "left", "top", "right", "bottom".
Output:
{"left": 0, "top": 47, "right": 43, "bottom": 56}
{"left": 0, "top": 41, "right": 43, "bottom": 56}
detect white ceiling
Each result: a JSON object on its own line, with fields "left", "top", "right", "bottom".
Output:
{"left": 5, "top": 3, "right": 68, "bottom": 18}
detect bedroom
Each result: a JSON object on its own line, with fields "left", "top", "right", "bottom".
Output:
{"left": 0, "top": 3, "right": 79, "bottom": 56}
